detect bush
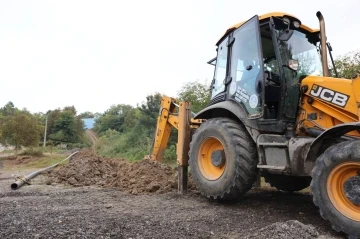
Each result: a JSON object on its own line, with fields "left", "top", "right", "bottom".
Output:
{"left": 163, "top": 144, "right": 177, "bottom": 163}
{"left": 19, "top": 148, "right": 44, "bottom": 157}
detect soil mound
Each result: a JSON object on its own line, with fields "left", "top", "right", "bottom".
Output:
{"left": 245, "top": 220, "right": 320, "bottom": 239}
{"left": 46, "top": 149, "right": 194, "bottom": 194}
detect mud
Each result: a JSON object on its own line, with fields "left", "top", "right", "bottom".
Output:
{"left": 46, "top": 149, "right": 196, "bottom": 194}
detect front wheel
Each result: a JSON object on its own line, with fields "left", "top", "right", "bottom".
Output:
{"left": 189, "top": 117, "right": 258, "bottom": 201}
{"left": 311, "top": 140, "right": 360, "bottom": 238}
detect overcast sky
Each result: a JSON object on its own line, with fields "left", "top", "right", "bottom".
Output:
{"left": 0, "top": 0, "right": 359, "bottom": 114}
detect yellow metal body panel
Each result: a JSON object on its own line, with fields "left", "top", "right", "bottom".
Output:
{"left": 354, "top": 77, "right": 360, "bottom": 118}
{"left": 298, "top": 76, "right": 360, "bottom": 137}
{"left": 150, "top": 96, "right": 201, "bottom": 162}
{"left": 353, "top": 76, "right": 360, "bottom": 103}
{"left": 176, "top": 102, "right": 191, "bottom": 166}
{"left": 150, "top": 96, "right": 178, "bottom": 161}
{"left": 219, "top": 12, "right": 319, "bottom": 43}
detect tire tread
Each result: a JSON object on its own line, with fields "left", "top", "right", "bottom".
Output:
{"left": 189, "top": 117, "right": 258, "bottom": 200}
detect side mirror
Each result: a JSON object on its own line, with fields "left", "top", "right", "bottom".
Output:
{"left": 278, "top": 29, "right": 294, "bottom": 41}
{"left": 288, "top": 59, "right": 299, "bottom": 71}
{"left": 273, "top": 17, "right": 294, "bottom": 41}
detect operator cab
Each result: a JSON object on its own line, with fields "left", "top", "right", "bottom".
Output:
{"left": 209, "top": 13, "right": 323, "bottom": 132}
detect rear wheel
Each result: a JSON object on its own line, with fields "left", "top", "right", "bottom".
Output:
{"left": 264, "top": 174, "right": 311, "bottom": 192}
{"left": 311, "top": 140, "right": 360, "bottom": 238}
{"left": 189, "top": 117, "right": 258, "bottom": 200}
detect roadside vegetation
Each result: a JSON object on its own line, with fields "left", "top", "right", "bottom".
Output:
{"left": 0, "top": 102, "right": 90, "bottom": 156}
{"left": 333, "top": 50, "right": 360, "bottom": 79}
{"left": 94, "top": 80, "right": 210, "bottom": 163}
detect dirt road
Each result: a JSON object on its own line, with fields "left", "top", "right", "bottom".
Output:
{"left": 0, "top": 153, "right": 347, "bottom": 239}
{"left": 86, "top": 130, "right": 98, "bottom": 145}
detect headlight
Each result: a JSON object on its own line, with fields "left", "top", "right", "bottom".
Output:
{"left": 293, "top": 21, "right": 300, "bottom": 28}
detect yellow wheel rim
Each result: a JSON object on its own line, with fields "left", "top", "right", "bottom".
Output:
{"left": 327, "top": 162, "right": 360, "bottom": 221}
{"left": 198, "top": 137, "right": 226, "bottom": 180}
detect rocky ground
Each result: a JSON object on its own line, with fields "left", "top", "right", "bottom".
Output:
{"left": 0, "top": 150, "right": 347, "bottom": 239}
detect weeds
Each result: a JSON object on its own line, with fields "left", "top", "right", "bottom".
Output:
{"left": 95, "top": 129, "right": 177, "bottom": 165}
{"left": 19, "top": 148, "right": 44, "bottom": 157}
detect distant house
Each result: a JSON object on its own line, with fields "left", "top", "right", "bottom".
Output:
{"left": 82, "top": 118, "right": 95, "bottom": 129}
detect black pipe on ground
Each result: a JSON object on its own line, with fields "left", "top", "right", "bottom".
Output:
{"left": 11, "top": 151, "right": 78, "bottom": 190}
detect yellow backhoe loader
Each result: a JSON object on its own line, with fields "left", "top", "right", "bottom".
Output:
{"left": 149, "top": 11, "right": 360, "bottom": 238}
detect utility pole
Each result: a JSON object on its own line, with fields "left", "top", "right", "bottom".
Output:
{"left": 43, "top": 114, "right": 48, "bottom": 148}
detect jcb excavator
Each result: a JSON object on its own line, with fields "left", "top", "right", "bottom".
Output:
{"left": 149, "top": 11, "right": 360, "bottom": 238}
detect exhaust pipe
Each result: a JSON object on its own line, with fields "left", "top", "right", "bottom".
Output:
{"left": 316, "top": 11, "right": 329, "bottom": 77}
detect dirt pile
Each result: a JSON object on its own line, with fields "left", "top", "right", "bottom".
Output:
{"left": 46, "top": 149, "right": 195, "bottom": 194}
{"left": 245, "top": 220, "right": 321, "bottom": 239}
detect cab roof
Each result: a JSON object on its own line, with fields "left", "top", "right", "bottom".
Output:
{"left": 217, "top": 12, "right": 319, "bottom": 45}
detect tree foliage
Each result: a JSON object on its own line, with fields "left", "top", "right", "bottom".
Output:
{"left": 79, "top": 111, "right": 95, "bottom": 118}
{"left": 138, "top": 93, "right": 162, "bottom": 132}
{"left": 0, "top": 101, "right": 16, "bottom": 116}
{"left": 0, "top": 103, "right": 89, "bottom": 150}
{"left": 94, "top": 104, "right": 133, "bottom": 134}
{"left": 177, "top": 80, "right": 210, "bottom": 113}
{"left": 47, "top": 106, "right": 85, "bottom": 143}
{"left": 334, "top": 50, "right": 360, "bottom": 79}
{"left": 0, "top": 109, "right": 43, "bottom": 149}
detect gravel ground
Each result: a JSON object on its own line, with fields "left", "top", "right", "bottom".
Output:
{"left": 0, "top": 157, "right": 347, "bottom": 239}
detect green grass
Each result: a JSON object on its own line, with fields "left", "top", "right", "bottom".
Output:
{"left": 41, "top": 146, "right": 63, "bottom": 154}
{"left": 19, "top": 148, "right": 44, "bottom": 157}
{"left": 16, "top": 154, "right": 68, "bottom": 169}
{"left": 0, "top": 149, "right": 16, "bottom": 154}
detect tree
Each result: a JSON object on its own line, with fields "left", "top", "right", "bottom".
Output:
{"left": 122, "top": 108, "right": 142, "bottom": 130}
{"left": 0, "top": 101, "right": 16, "bottom": 116}
{"left": 94, "top": 104, "right": 133, "bottom": 134}
{"left": 138, "top": 93, "right": 162, "bottom": 130}
{"left": 48, "top": 111, "right": 84, "bottom": 143}
{"left": 334, "top": 50, "right": 360, "bottom": 79}
{"left": 177, "top": 80, "right": 210, "bottom": 113}
{"left": 46, "top": 109, "right": 61, "bottom": 137}
{"left": 44, "top": 106, "right": 85, "bottom": 144}
{"left": 0, "top": 110, "right": 42, "bottom": 150}
{"left": 79, "top": 111, "right": 95, "bottom": 118}
{"left": 63, "top": 106, "right": 77, "bottom": 115}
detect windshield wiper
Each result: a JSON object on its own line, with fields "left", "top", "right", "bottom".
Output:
{"left": 327, "top": 42, "right": 339, "bottom": 78}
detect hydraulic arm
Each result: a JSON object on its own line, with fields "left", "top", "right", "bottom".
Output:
{"left": 149, "top": 96, "right": 203, "bottom": 193}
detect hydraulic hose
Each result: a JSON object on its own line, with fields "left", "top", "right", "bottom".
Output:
{"left": 10, "top": 151, "right": 79, "bottom": 190}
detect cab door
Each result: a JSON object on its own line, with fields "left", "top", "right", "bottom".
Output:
{"left": 211, "top": 36, "right": 228, "bottom": 99}
{"left": 227, "top": 16, "right": 265, "bottom": 119}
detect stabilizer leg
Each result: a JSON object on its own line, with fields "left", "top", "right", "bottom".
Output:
{"left": 176, "top": 102, "right": 191, "bottom": 194}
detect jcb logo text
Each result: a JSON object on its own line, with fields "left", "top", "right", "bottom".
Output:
{"left": 310, "top": 84, "right": 349, "bottom": 108}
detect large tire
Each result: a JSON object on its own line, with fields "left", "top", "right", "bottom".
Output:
{"left": 189, "top": 117, "right": 258, "bottom": 200}
{"left": 311, "top": 140, "right": 360, "bottom": 238}
{"left": 264, "top": 174, "right": 311, "bottom": 192}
